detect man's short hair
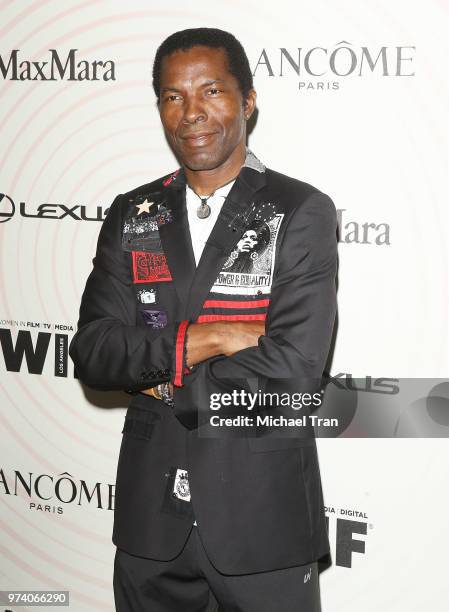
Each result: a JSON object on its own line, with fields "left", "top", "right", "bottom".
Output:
{"left": 152, "top": 27, "right": 254, "bottom": 102}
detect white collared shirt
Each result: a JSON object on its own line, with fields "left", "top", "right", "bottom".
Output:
{"left": 184, "top": 179, "right": 235, "bottom": 527}
{"left": 185, "top": 180, "right": 236, "bottom": 266}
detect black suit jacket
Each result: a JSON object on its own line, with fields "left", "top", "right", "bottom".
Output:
{"left": 69, "top": 154, "right": 338, "bottom": 575}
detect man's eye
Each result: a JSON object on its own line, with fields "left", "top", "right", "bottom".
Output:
{"left": 166, "top": 94, "right": 182, "bottom": 102}
{"left": 207, "top": 88, "right": 221, "bottom": 95}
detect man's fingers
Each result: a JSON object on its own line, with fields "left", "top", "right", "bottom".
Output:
{"left": 140, "top": 385, "right": 173, "bottom": 400}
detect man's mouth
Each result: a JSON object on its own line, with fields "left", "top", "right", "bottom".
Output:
{"left": 180, "top": 132, "right": 217, "bottom": 147}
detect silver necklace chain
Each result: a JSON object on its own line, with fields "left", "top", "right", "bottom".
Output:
{"left": 190, "top": 176, "right": 238, "bottom": 219}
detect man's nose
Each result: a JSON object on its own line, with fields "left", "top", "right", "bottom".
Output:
{"left": 182, "top": 96, "right": 207, "bottom": 124}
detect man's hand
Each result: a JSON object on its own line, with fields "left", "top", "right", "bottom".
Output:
{"left": 140, "top": 320, "right": 265, "bottom": 397}
{"left": 185, "top": 320, "right": 265, "bottom": 365}
{"left": 140, "top": 382, "right": 173, "bottom": 398}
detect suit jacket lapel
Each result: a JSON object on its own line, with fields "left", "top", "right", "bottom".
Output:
{"left": 158, "top": 171, "right": 196, "bottom": 316}
{"left": 186, "top": 166, "right": 267, "bottom": 320}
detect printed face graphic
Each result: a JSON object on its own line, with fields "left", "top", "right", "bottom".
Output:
{"left": 158, "top": 45, "right": 256, "bottom": 171}
{"left": 212, "top": 213, "right": 283, "bottom": 295}
{"left": 237, "top": 230, "right": 258, "bottom": 252}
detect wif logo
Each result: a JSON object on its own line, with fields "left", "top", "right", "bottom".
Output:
{"left": 326, "top": 507, "right": 370, "bottom": 568}
{"left": 0, "top": 49, "right": 115, "bottom": 81}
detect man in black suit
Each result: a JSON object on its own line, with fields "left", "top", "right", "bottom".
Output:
{"left": 69, "top": 27, "right": 338, "bottom": 612}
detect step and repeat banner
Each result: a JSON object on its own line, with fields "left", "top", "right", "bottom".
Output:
{"left": 1, "top": 1, "right": 448, "bottom": 611}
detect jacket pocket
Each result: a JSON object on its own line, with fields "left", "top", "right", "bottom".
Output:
{"left": 121, "top": 416, "right": 159, "bottom": 440}
{"left": 121, "top": 399, "right": 161, "bottom": 440}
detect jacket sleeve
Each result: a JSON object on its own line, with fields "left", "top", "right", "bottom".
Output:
{"left": 172, "top": 190, "right": 338, "bottom": 428}
{"left": 69, "top": 193, "right": 188, "bottom": 392}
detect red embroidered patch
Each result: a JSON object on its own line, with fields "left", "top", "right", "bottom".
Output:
{"left": 132, "top": 251, "right": 172, "bottom": 283}
{"left": 162, "top": 168, "right": 180, "bottom": 187}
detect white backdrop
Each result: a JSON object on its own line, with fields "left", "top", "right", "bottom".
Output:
{"left": 1, "top": 1, "right": 448, "bottom": 610}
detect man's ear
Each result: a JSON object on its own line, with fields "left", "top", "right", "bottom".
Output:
{"left": 243, "top": 89, "right": 257, "bottom": 120}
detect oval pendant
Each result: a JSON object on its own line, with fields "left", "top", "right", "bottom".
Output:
{"left": 197, "top": 202, "right": 211, "bottom": 219}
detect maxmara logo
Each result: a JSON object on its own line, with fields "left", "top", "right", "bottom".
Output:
{"left": 0, "top": 49, "right": 115, "bottom": 81}
{"left": 337, "top": 209, "right": 390, "bottom": 245}
{"left": 252, "top": 41, "right": 415, "bottom": 91}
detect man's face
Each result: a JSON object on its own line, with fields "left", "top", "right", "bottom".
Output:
{"left": 158, "top": 45, "right": 256, "bottom": 171}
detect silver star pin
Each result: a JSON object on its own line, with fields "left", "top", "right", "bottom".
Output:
{"left": 135, "top": 198, "right": 154, "bottom": 215}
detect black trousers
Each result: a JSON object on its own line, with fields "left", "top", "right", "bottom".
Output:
{"left": 113, "top": 525, "right": 322, "bottom": 612}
